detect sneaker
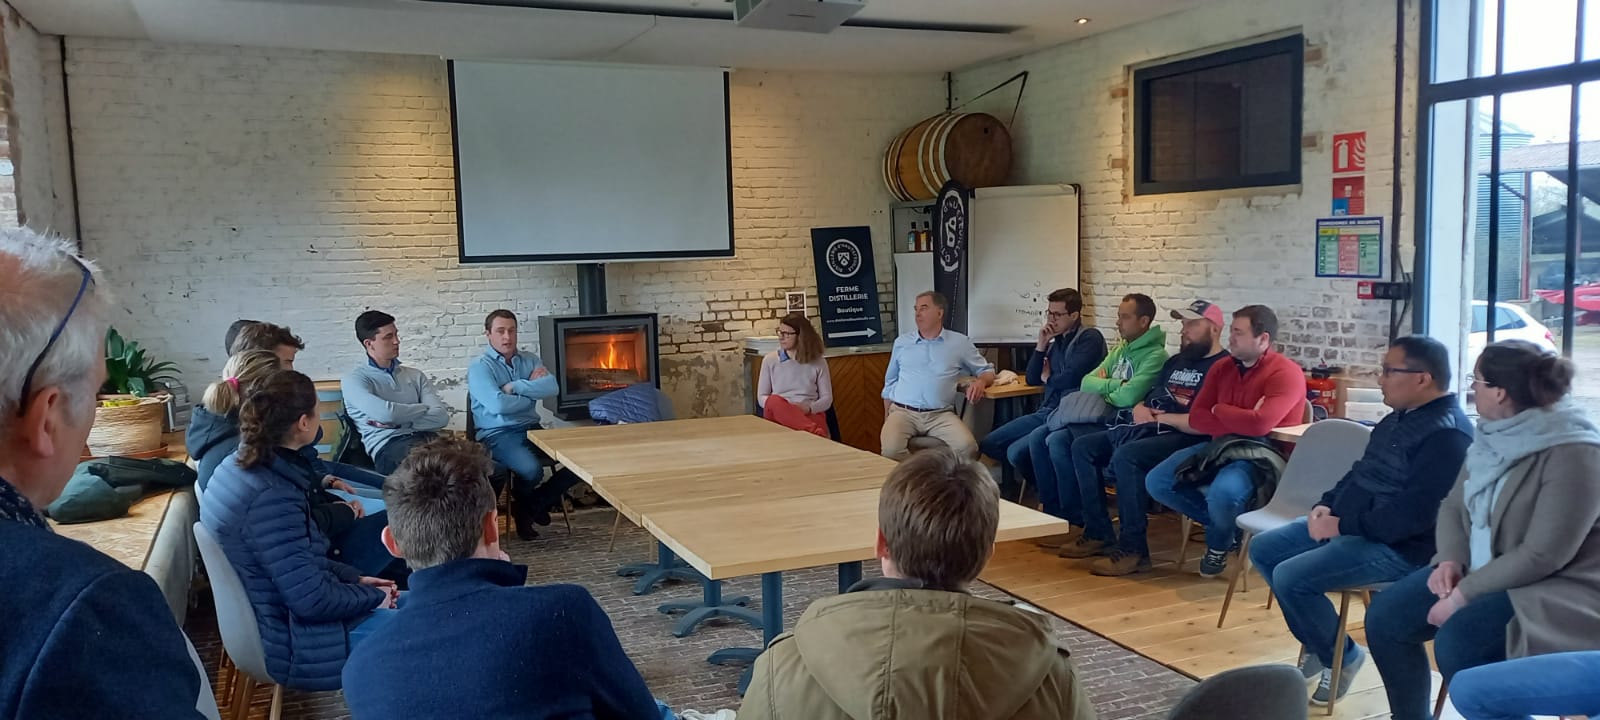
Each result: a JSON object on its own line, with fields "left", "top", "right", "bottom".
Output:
{"left": 1090, "top": 550, "right": 1152, "bottom": 576}
{"left": 1311, "top": 644, "right": 1366, "bottom": 706}
{"left": 1058, "top": 535, "right": 1112, "bottom": 559}
{"left": 1034, "top": 531, "right": 1080, "bottom": 550}
{"left": 1198, "top": 548, "right": 1229, "bottom": 578}
{"left": 1296, "top": 652, "right": 1324, "bottom": 680}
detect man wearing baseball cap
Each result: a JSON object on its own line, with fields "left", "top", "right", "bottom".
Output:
{"left": 1060, "top": 300, "right": 1228, "bottom": 575}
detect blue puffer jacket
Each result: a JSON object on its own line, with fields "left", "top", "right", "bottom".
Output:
{"left": 200, "top": 448, "right": 386, "bottom": 690}
{"left": 588, "top": 384, "right": 675, "bottom": 425}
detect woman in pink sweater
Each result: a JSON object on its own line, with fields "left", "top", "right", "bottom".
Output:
{"left": 758, "top": 314, "right": 834, "bottom": 437}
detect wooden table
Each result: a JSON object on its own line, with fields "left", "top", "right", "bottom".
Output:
{"left": 1270, "top": 423, "right": 1313, "bottom": 443}
{"left": 531, "top": 415, "right": 1069, "bottom": 692}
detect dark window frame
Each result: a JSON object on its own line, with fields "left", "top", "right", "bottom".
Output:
{"left": 1133, "top": 34, "right": 1305, "bottom": 195}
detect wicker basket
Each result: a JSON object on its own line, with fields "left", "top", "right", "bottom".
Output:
{"left": 87, "top": 395, "right": 168, "bottom": 456}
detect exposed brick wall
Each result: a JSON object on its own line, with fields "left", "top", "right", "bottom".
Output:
{"left": 64, "top": 38, "right": 941, "bottom": 418}
{"left": 954, "top": 0, "right": 1419, "bottom": 376}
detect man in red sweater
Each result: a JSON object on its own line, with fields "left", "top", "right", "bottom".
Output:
{"left": 1145, "top": 305, "right": 1307, "bottom": 578}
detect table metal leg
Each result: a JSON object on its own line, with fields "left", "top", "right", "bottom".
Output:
{"left": 617, "top": 541, "right": 704, "bottom": 596}
{"left": 658, "top": 578, "right": 758, "bottom": 637}
{"left": 707, "top": 571, "right": 784, "bottom": 695}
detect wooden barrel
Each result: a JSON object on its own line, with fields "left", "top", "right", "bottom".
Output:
{"left": 314, "top": 380, "right": 344, "bottom": 460}
{"left": 882, "top": 112, "right": 1012, "bottom": 202}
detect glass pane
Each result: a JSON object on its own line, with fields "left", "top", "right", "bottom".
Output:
{"left": 1571, "top": 81, "right": 1599, "bottom": 418}
{"left": 1588, "top": 0, "right": 1600, "bottom": 61}
{"left": 1431, "top": 0, "right": 1501, "bottom": 82}
{"left": 561, "top": 325, "right": 650, "bottom": 395}
{"left": 1501, "top": 0, "right": 1578, "bottom": 73}
{"left": 1423, "top": 97, "right": 1481, "bottom": 388}
{"left": 1143, "top": 46, "right": 1295, "bottom": 186}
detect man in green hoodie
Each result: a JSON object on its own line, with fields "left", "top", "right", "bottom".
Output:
{"left": 1036, "top": 294, "right": 1168, "bottom": 558}
{"left": 739, "top": 448, "right": 1095, "bottom": 720}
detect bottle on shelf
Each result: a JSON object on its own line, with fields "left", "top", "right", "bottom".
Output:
{"left": 905, "top": 224, "right": 918, "bottom": 252}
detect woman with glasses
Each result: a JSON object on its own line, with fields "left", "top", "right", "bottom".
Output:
{"left": 757, "top": 313, "right": 833, "bottom": 437}
{"left": 1364, "top": 339, "right": 1600, "bottom": 720}
{"left": 200, "top": 370, "right": 398, "bottom": 692}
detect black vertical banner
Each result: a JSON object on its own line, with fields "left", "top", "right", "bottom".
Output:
{"left": 811, "top": 226, "right": 884, "bottom": 347}
{"left": 934, "top": 181, "right": 972, "bottom": 333}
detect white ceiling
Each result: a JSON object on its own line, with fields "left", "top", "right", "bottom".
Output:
{"left": 9, "top": 0, "right": 1199, "bottom": 73}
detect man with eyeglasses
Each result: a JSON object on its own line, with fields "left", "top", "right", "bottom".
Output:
{"left": 1247, "top": 335, "right": 1472, "bottom": 706}
{"left": 0, "top": 229, "right": 218, "bottom": 718}
{"left": 977, "top": 288, "right": 1106, "bottom": 502}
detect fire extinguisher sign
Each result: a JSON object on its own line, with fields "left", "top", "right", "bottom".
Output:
{"left": 1332, "top": 132, "right": 1366, "bottom": 174}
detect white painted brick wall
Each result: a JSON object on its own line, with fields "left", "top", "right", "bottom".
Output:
{"left": 3, "top": 8, "right": 73, "bottom": 237}
{"left": 65, "top": 38, "right": 941, "bottom": 418}
{"left": 955, "top": 0, "right": 1419, "bottom": 376}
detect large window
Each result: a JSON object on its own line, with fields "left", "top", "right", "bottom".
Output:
{"left": 1133, "top": 34, "right": 1304, "bottom": 195}
{"left": 1418, "top": 0, "right": 1600, "bottom": 414}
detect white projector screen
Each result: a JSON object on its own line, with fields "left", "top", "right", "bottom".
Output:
{"left": 449, "top": 60, "right": 734, "bottom": 263}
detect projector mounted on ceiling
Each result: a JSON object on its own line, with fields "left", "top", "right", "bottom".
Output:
{"left": 733, "top": 0, "right": 865, "bottom": 33}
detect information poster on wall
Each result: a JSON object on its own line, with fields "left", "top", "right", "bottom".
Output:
{"left": 1332, "top": 176, "right": 1365, "bottom": 215}
{"left": 811, "top": 226, "right": 884, "bottom": 347}
{"left": 1315, "top": 217, "right": 1384, "bottom": 278}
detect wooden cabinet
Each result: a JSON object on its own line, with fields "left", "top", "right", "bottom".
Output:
{"left": 744, "top": 346, "right": 891, "bottom": 454}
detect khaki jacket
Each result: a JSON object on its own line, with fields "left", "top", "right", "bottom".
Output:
{"left": 739, "top": 579, "right": 1096, "bottom": 720}
{"left": 1434, "top": 443, "right": 1600, "bottom": 657}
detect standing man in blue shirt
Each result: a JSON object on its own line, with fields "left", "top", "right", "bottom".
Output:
{"left": 978, "top": 287, "right": 1106, "bottom": 496}
{"left": 880, "top": 291, "right": 995, "bottom": 460}
{"left": 467, "top": 309, "right": 580, "bottom": 540}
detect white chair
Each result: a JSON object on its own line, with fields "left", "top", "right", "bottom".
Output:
{"left": 194, "top": 522, "right": 283, "bottom": 720}
{"left": 1215, "top": 419, "right": 1373, "bottom": 628}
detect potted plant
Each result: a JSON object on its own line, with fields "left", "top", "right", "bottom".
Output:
{"left": 86, "top": 328, "right": 180, "bottom": 457}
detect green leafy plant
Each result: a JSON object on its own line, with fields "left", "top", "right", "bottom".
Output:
{"left": 101, "top": 327, "right": 179, "bottom": 398}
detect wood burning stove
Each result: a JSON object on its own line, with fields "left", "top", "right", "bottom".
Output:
{"left": 537, "top": 312, "right": 660, "bottom": 419}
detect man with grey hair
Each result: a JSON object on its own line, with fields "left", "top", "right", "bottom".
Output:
{"left": 342, "top": 435, "right": 665, "bottom": 717}
{"left": 880, "top": 290, "right": 995, "bottom": 461}
{"left": 0, "top": 228, "right": 217, "bottom": 718}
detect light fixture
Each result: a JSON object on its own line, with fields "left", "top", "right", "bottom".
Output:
{"left": 1075, "top": 17, "right": 1091, "bottom": 24}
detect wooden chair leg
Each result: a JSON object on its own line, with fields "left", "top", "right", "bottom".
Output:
{"left": 561, "top": 493, "right": 574, "bottom": 535}
{"left": 1328, "top": 591, "right": 1353, "bottom": 717}
{"left": 218, "top": 650, "right": 236, "bottom": 702}
{"left": 230, "top": 673, "right": 255, "bottom": 720}
{"left": 607, "top": 510, "right": 622, "bottom": 553}
{"left": 1433, "top": 679, "right": 1450, "bottom": 719}
{"left": 1216, "top": 531, "right": 1254, "bottom": 627}
{"left": 1238, "top": 532, "right": 1254, "bottom": 593}
{"left": 1266, "top": 588, "right": 1276, "bottom": 611}
{"left": 267, "top": 683, "right": 284, "bottom": 720}
{"left": 1177, "top": 517, "right": 1192, "bottom": 571}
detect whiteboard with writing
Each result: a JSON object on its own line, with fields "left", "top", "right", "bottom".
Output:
{"left": 966, "top": 185, "right": 1081, "bottom": 343}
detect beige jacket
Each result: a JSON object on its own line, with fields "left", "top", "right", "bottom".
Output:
{"left": 739, "top": 579, "right": 1095, "bottom": 720}
{"left": 1434, "top": 443, "right": 1600, "bottom": 657}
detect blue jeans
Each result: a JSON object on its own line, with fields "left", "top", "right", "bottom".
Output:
{"left": 1070, "top": 429, "right": 1209, "bottom": 555}
{"left": 979, "top": 410, "right": 1049, "bottom": 487}
{"left": 1144, "top": 442, "right": 1255, "bottom": 551}
{"left": 1032, "top": 424, "right": 1102, "bottom": 524}
{"left": 1248, "top": 519, "right": 1419, "bottom": 667}
{"left": 1366, "top": 564, "right": 1515, "bottom": 720}
{"left": 1450, "top": 652, "right": 1600, "bottom": 720}
{"left": 481, "top": 430, "right": 580, "bottom": 509}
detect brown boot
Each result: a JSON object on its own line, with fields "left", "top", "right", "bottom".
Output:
{"left": 1033, "top": 530, "right": 1081, "bottom": 550}
{"left": 1090, "top": 550, "right": 1152, "bottom": 576}
{"left": 1058, "top": 535, "right": 1111, "bottom": 559}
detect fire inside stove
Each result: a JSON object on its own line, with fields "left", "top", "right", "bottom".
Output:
{"left": 564, "top": 328, "right": 649, "bottom": 394}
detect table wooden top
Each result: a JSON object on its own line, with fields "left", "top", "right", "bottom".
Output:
{"left": 956, "top": 377, "right": 1044, "bottom": 400}
{"left": 643, "top": 488, "right": 1071, "bottom": 580}
{"left": 1269, "top": 423, "right": 1313, "bottom": 442}
{"left": 53, "top": 490, "right": 179, "bottom": 572}
{"left": 531, "top": 416, "right": 893, "bottom": 523}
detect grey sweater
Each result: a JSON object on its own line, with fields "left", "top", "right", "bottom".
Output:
{"left": 341, "top": 359, "right": 448, "bottom": 457}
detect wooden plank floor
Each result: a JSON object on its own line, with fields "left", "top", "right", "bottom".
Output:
{"left": 980, "top": 513, "right": 1469, "bottom": 720}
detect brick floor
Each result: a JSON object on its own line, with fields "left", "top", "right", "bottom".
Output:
{"left": 188, "top": 508, "right": 1195, "bottom": 719}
